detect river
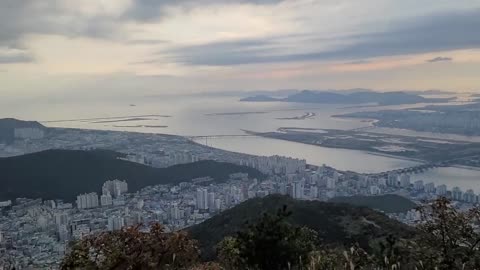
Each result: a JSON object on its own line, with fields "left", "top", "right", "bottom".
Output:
{"left": 1, "top": 95, "right": 479, "bottom": 191}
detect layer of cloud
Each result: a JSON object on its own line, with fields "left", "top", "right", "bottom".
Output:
{"left": 164, "top": 9, "right": 480, "bottom": 66}
{"left": 0, "top": 1, "right": 127, "bottom": 47}
{"left": 427, "top": 56, "right": 453, "bottom": 63}
{"left": 122, "top": 0, "right": 285, "bottom": 21}
{"left": 126, "top": 39, "right": 170, "bottom": 45}
{"left": 0, "top": 0, "right": 285, "bottom": 47}
{"left": 0, "top": 47, "right": 34, "bottom": 64}
{"left": 343, "top": 60, "right": 372, "bottom": 65}
{"left": 1, "top": 0, "right": 480, "bottom": 96}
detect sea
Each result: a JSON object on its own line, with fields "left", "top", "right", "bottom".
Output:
{"left": 2, "top": 94, "right": 480, "bottom": 192}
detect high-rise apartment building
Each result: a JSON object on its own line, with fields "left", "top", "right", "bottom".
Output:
{"left": 102, "top": 180, "right": 128, "bottom": 198}
{"left": 76, "top": 193, "right": 99, "bottom": 209}
{"left": 196, "top": 188, "right": 208, "bottom": 210}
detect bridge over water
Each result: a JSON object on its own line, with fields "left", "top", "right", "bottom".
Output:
{"left": 186, "top": 134, "right": 258, "bottom": 139}
{"left": 368, "top": 155, "right": 480, "bottom": 177}
{"left": 185, "top": 134, "right": 260, "bottom": 146}
{"left": 368, "top": 163, "right": 447, "bottom": 177}
{"left": 185, "top": 134, "right": 480, "bottom": 175}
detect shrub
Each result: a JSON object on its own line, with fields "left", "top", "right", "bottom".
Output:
{"left": 61, "top": 223, "right": 200, "bottom": 270}
{"left": 217, "top": 205, "right": 318, "bottom": 270}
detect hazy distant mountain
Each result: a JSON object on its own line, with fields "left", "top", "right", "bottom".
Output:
{"left": 243, "top": 89, "right": 300, "bottom": 97}
{"left": 240, "top": 89, "right": 374, "bottom": 98}
{"left": 240, "top": 95, "right": 279, "bottom": 102}
{"left": 0, "top": 118, "right": 45, "bottom": 144}
{"left": 0, "top": 149, "right": 265, "bottom": 202}
{"left": 409, "top": 89, "right": 456, "bottom": 95}
{"left": 188, "top": 195, "right": 413, "bottom": 259}
{"left": 189, "top": 89, "right": 300, "bottom": 98}
{"left": 335, "top": 88, "right": 376, "bottom": 94}
{"left": 240, "top": 90, "right": 453, "bottom": 105}
{"left": 285, "top": 90, "right": 356, "bottom": 103}
{"left": 348, "top": 91, "right": 428, "bottom": 105}
{"left": 329, "top": 194, "right": 417, "bottom": 213}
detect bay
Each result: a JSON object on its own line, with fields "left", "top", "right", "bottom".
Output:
{"left": 1, "top": 95, "right": 480, "bottom": 189}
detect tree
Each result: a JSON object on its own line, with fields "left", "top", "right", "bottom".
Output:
{"left": 415, "top": 197, "right": 480, "bottom": 269}
{"left": 61, "top": 223, "right": 200, "bottom": 270}
{"left": 217, "top": 205, "right": 318, "bottom": 270}
{"left": 369, "top": 235, "right": 407, "bottom": 269}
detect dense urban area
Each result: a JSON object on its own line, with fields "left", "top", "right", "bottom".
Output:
{"left": 2, "top": 0, "right": 480, "bottom": 268}
{"left": 1, "top": 124, "right": 479, "bottom": 269}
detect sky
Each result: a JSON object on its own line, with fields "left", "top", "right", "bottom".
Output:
{"left": 1, "top": 0, "right": 480, "bottom": 100}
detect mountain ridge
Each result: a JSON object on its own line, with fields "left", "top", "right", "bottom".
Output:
{"left": 0, "top": 149, "right": 265, "bottom": 202}
{"left": 329, "top": 194, "right": 417, "bottom": 213}
{"left": 188, "top": 195, "right": 414, "bottom": 259}
{"left": 240, "top": 90, "right": 453, "bottom": 105}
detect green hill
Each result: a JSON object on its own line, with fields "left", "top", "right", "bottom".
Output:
{"left": 329, "top": 194, "right": 417, "bottom": 213}
{"left": 0, "top": 149, "right": 265, "bottom": 202}
{"left": 188, "top": 195, "right": 414, "bottom": 259}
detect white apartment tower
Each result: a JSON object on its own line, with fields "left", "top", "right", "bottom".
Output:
{"left": 196, "top": 188, "right": 208, "bottom": 210}
{"left": 413, "top": 180, "right": 424, "bottom": 191}
{"left": 292, "top": 180, "right": 305, "bottom": 199}
{"left": 436, "top": 184, "right": 447, "bottom": 196}
{"left": 424, "top": 182, "right": 436, "bottom": 193}
{"left": 101, "top": 193, "right": 113, "bottom": 206}
{"left": 207, "top": 192, "right": 216, "bottom": 210}
{"left": 76, "top": 193, "right": 99, "bottom": 209}
{"left": 54, "top": 213, "right": 69, "bottom": 226}
{"left": 102, "top": 180, "right": 128, "bottom": 198}
{"left": 326, "top": 177, "right": 336, "bottom": 190}
{"left": 400, "top": 174, "right": 411, "bottom": 188}
{"left": 107, "top": 217, "right": 125, "bottom": 231}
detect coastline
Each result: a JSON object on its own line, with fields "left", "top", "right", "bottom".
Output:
{"left": 249, "top": 132, "right": 426, "bottom": 164}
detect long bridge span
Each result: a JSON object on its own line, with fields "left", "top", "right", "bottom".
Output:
{"left": 368, "top": 155, "right": 480, "bottom": 177}
{"left": 185, "top": 134, "right": 260, "bottom": 146}
{"left": 186, "top": 134, "right": 259, "bottom": 139}
{"left": 368, "top": 163, "right": 447, "bottom": 177}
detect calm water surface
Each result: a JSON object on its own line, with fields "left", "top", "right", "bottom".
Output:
{"left": 1, "top": 95, "right": 480, "bottom": 188}
{"left": 194, "top": 136, "right": 419, "bottom": 173}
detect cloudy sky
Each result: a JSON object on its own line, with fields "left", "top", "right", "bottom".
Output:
{"left": 1, "top": 0, "right": 480, "bottom": 99}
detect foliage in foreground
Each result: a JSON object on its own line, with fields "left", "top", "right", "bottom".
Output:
{"left": 217, "top": 206, "right": 318, "bottom": 270}
{"left": 61, "top": 223, "right": 204, "bottom": 270}
{"left": 59, "top": 197, "right": 480, "bottom": 270}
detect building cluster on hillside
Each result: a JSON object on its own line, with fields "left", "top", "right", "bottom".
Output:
{"left": 0, "top": 128, "right": 302, "bottom": 171}
{"left": 13, "top": 128, "right": 45, "bottom": 140}
{"left": 1, "top": 166, "right": 477, "bottom": 269}
{"left": 0, "top": 172, "right": 259, "bottom": 269}
{"left": 1, "top": 128, "right": 478, "bottom": 269}
{"left": 5, "top": 153, "right": 474, "bottom": 269}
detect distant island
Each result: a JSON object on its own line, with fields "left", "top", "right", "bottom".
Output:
{"left": 240, "top": 90, "right": 453, "bottom": 105}
{"left": 239, "top": 95, "right": 279, "bottom": 102}
{"left": 338, "top": 102, "right": 480, "bottom": 136}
